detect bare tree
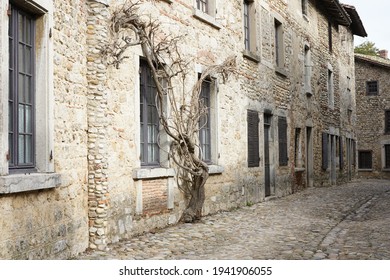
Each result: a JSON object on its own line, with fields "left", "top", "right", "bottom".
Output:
{"left": 104, "top": 0, "right": 236, "bottom": 222}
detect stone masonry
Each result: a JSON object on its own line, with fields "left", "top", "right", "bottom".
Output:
{"left": 355, "top": 53, "right": 390, "bottom": 178}
{"left": 0, "top": 0, "right": 367, "bottom": 259}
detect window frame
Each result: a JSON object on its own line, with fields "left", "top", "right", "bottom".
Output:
{"left": 358, "top": 150, "right": 373, "bottom": 170}
{"left": 199, "top": 77, "right": 212, "bottom": 163}
{"left": 247, "top": 110, "right": 260, "bottom": 168}
{"left": 303, "top": 44, "right": 312, "bottom": 95}
{"left": 328, "top": 19, "right": 333, "bottom": 53}
{"left": 0, "top": 0, "right": 59, "bottom": 193}
{"left": 327, "top": 68, "right": 334, "bottom": 108}
{"left": 301, "top": 0, "right": 308, "bottom": 17}
{"left": 8, "top": 5, "right": 37, "bottom": 171}
{"left": 385, "top": 144, "right": 390, "bottom": 169}
{"left": 366, "top": 80, "right": 379, "bottom": 96}
{"left": 139, "top": 59, "right": 160, "bottom": 167}
{"left": 278, "top": 116, "right": 288, "bottom": 166}
{"left": 385, "top": 110, "right": 390, "bottom": 134}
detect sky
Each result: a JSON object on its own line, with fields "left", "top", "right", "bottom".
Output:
{"left": 343, "top": 0, "right": 390, "bottom": 50}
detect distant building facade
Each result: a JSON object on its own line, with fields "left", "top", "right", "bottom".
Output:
{"left": 0, "top": 0, "right": 365, "bottom": 259}
{"left": 355, "top": 52, "right": 390, "bottom": 178}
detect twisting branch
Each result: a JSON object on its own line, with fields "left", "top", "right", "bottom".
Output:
{"left": 104, "top": 0, "right": 237, "bottom": 222}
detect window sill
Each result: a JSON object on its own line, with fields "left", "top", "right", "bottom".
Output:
{"left": 294, "top": 167, "right": 305, "bottom": 172}
{"left": 382, "top": 168, "right": 390, "bottom": 172}
{"left": 0, "top": 173, "right": 61, "bottom": 194}
{"left": 275, "top": 67, "right": 288, "bottom": 77}
{"left": 132, "top": 167, "right": 175, "bottom": 180}
{"left": 208, "top": 165, "right": 224, "bottom": 175}
{"left": 192, "top": 8, "right": 222, "bottom": 30}
{"left": 243, "top": 50, "right": 260, "bottom": 63}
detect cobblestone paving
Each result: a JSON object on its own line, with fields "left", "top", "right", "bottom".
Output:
{"left": 76, "top": 179, "right": 390, "bottom": 260}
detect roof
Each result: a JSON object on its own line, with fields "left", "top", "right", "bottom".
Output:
{"left": 318, "top": 0, "right": 351, "bottom": 26}
{"left": 355, "top": 53, "right": 390, "bottom": 69}
{"left": 342, "top": 4, "right": 368, "bottom": 37}
{"left": 317, "top": 1, "right": 367, "bottom": 37}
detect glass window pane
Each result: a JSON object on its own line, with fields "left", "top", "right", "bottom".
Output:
{"left": 18, "top": 14, "right": 24, "bottom": 42}
{"left": 18, "top": 44, "right": 24, "bottom": 72}
{"left": 18, "top": 74, "right": 25, "bottom": 102}
{"left": 26, "top": 18, "right": 32, "bottom": 43}
{"left": 26, "top": 135, "right": 33, "bottom": 164}
{"left": 25, "top": 47, "right": 32, "bottom": 74}
{"left": 18, "top": 104, "right": 25, "bottom": 133}
{"left": 18, "top": 134, "right": 25, "bottom": 164}
{"left": 26, "top": 105, "right": 32, "bottom": 133}
{"left": 26, "top": 76, "right": 32, "bottom": 103}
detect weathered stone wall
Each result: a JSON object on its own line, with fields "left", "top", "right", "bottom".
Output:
{"left": 101, "top": 0, "right": 358, "bottom": 245}
{"left": 0, "top": 0, "right": 359, "bottom": 259}
{"left": 0, "top": 0, "right": 89, "bottom": 259}
{"left": 355, "top": 54, "right": 390, "bottom": 178}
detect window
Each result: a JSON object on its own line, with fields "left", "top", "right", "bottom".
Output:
{"left": 339, "top": 136, "right": 344, "bottom": 169}
{"left": 304, "top": 45, "right": 312, "bottom": 95}
{"left": 196, "top": 0, "right": 208, "bottom": 13}
{"left": 385, "top": 145, "right": 390, "bottom": 169}
{"left": 199, "top": 78, "right": 211, "bottom": 162}
{"left": 140, "top": 60, "right": 159, "bottom": 166}
{"left": 322, "top": 132, "right": 328, "bottom": 170}
{"left": 366, "top": 81, "right": 378, "bottom": 95}
{"left": 1, "top": 2, "right": 58, "bottom": 192}
{"left": 247, "top": 110, "right": 259, "bottom": 167}
{"left": 294, "top": 128, "right": 302, "bottom": 167}
{"left": 8, "top": 5, "right": 36, "bottom": 170}
{"left": 301, "top": 0, "right": 308, "bottom": 17}
{"left": 274, "top": 18, "right": 284, "bottom": 69}
{"left": 278, "top": 116, "right": 288, "bottom": 166}
{"left": 385, "top": 110, "right": 390, "bottom": 134}
{"left": 328, "top": 68, "right": 334, "bottom": 108}
{"left": 243, "top": 0, "right": 256, "bottom": 53}
{"left": 358, "top": 151, "right": 372, "bottom": 169}
{"left": 328, "top": 20, "right": 333, "bottom": 53}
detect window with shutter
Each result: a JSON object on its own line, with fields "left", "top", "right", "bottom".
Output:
{"left": 385, "top": 110, "right": 390, "bottom": 134}
{"left": 247, "top": 110, "right": 259, "bottom": 167}
{"left": 278, "top": 117, "right": 288, "bottom": 166}
{"left": 358, "top": 151, "right": 372, "bottom": 169}
{"left": 339, "top": 136, "right": 344, "bottom": 169}
{"left": 366, "top": 81, "right": 378, "bottom": 95}
{"left": 385, "top": 145, "right": 390, "bottom": 169}
{"left": 322, "top": 132, "right": 328, "bottom": 170}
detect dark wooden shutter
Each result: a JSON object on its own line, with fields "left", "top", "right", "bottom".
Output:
{"left": 247, "top": 110, "right": 259, "bottom": 167}
{"left": 385, "top": 145, "right": 390, "bottom": 168}
{"left": 322, "top": 132, "right": 328, "bottom": 170}
{"left": 385, "top": 111, "right": 390, "bottom": 133}
{"left": 278, "top": 117, "right": 288, "bottom": 166}
{"left": 339, "top": 136, "right": 344, "bottom": 169}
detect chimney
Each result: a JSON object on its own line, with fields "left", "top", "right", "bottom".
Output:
{"left": 378, "top": 49, "right": 388, "bottom": 59}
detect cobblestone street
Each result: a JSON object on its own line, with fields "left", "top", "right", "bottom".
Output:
{"left": 76, "top": 179, "right": 390, "bottom": 260}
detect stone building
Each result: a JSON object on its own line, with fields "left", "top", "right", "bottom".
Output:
{"left": 355, "top": 52, "right": 390, "bottom": 178}
{"left": 0, "top": 0, "right": 365, "bottom": 259}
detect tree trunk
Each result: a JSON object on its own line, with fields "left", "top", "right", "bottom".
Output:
{"left": 180, "top": 167, "right": 209, "bottom": 223}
